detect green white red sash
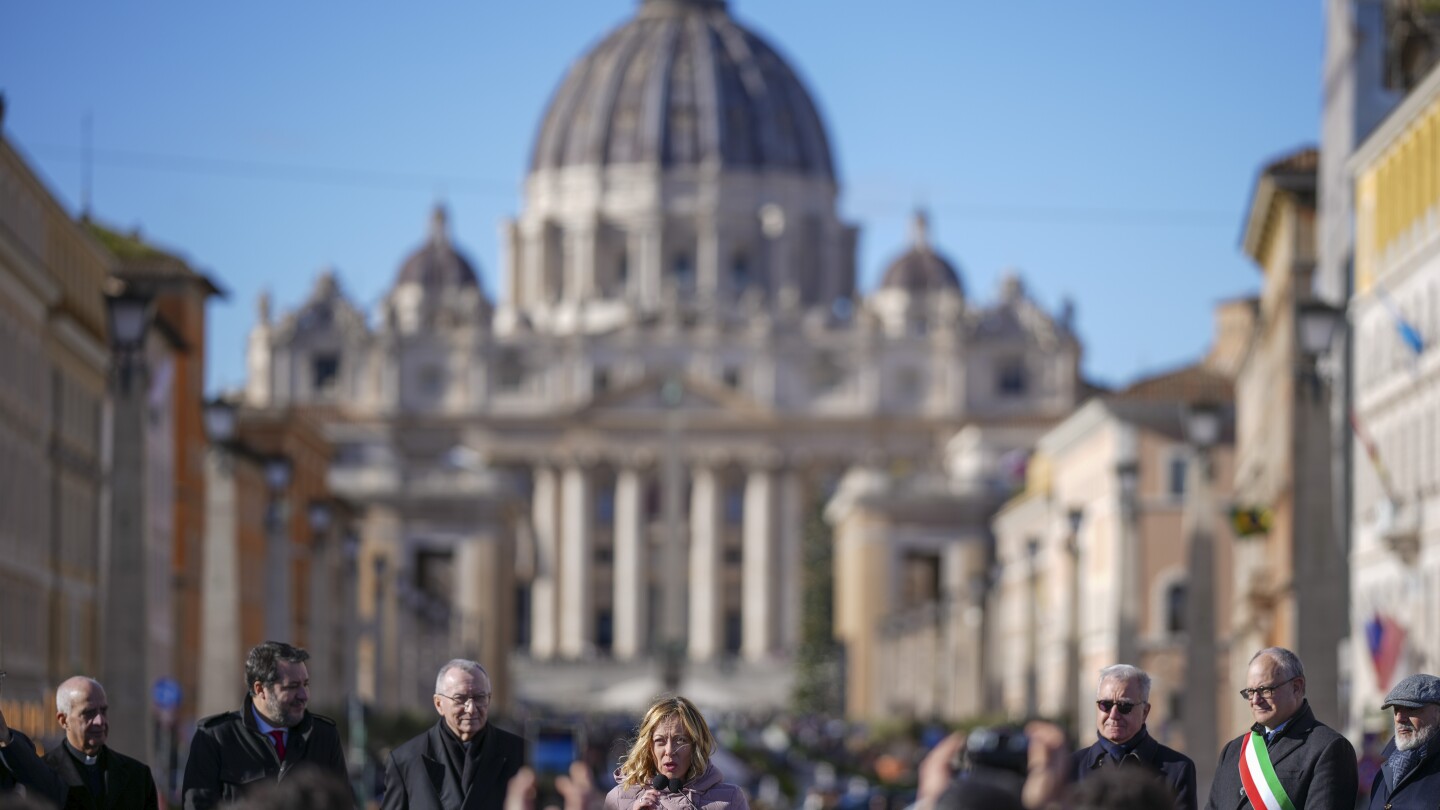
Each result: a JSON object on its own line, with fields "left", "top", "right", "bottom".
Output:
{"left": 1238, "top": 731, "right": 1295, "bottom": 810}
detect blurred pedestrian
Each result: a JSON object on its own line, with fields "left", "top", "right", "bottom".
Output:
{"left": 181, "top": 641, "right": 348, "bottom": 809}
{"left": 43, "top": 677, "right": 158, "bottom": 809}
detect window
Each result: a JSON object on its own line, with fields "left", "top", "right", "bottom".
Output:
{"left": 593, "top": 368, "right": 611, "bottom": 394}
{"left": 721, "top": 367, "right": 741, "bottom": 390}
{"left": 596, "top": 610, "right": 614, "bottom": 653}
{"left": 311, "top": 354, "right": 340, "bottom": 392}
{"left": 997, "top": 359, "right": 1027, "bottom": 396}
{"left": 596, "top": 485, "right": 616, "bottom": 524}
{"left": 672, "top": 252, "right": 694, "bottom": 290}
{"left": 497, "top": 350, "right": 525, "bottom": 391}
{"left": 810, "top": 353, "right": 845, "bottom": 394}
{"left": 1166, "top": 581, "right": 1187, "bottom": 634}
{"left": 724, "top": 486, "right": 744, "bottom": 525}
{"left": 419, "top": 365, "right": 446, "bottom": 398}
{"left": 731, "top": 252, "right": 751, "bottom": 290}
{"left": 616, "top": 250, "right": 629, "bottom": 290}
{"left": 724, "top": 611, "right": 742, "bottom": 654}
{"left": 1168, "top": 456, "right": 1188, "bottom": 498}
{"left": 896, "top": 367, "right": 923, "bottom": 401}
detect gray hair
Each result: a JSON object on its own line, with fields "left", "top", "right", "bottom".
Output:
{"left": 434, "top": 659, "right": 488, "bottom": 693}
{"left": 1251, "top": 647, "right": 1305, "bottom": 682}
{"left": 1098, "top": 665, "right": 1152, "bottom": 701}
{"left": 55, "top": 677, "right": 104, "bottom": 716}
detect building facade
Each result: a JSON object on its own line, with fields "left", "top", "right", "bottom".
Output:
{"left": 0, "top": 123, "right": 111, "bottom": 740}
{"left": 245, "top": 0, "right": 1083, "bottom": 712}
{"left": 1348, "top": 56, "right": 1440, "bottom": 737}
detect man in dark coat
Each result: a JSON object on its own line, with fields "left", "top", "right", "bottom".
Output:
{"left": 382, "top": 659, "right": 523, "bottom": 810}
{"left": 42, "top": 677, "right": 158, "bottom": 810}
{"left": 1072, "top": 664, "right": 1196, "bottom": 810}
{"left": 1368, "top": 673, "right": 1440, "bottom": 810}
{"left": 0, "top": 706, "right": 69, "bottom": 807}
{"left": 1205, "top": 647, "right": 1357, "bottom": 810}
{"left": 181, "top": 641, "right": 348, "bottom": 809}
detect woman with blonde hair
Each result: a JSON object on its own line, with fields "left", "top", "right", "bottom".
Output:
{"left": 604, "top": 696, "right": 749, "bottom": 810}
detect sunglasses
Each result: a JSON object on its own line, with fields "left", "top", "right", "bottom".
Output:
{"left": 1096, "top": 700, "right": 1143, "bottom": 715}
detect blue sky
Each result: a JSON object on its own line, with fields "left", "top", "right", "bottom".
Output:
{"left": 0, "top": 2, "right": 1322, "bottom": 391}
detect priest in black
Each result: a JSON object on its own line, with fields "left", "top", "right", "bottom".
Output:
{"left": 42, "top": 677, "right": 158, "bottom": 810}
{"left": 382, "top": 660, "right": 524, "bottom": 810}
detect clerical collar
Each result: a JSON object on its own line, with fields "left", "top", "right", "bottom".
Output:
{"left": 64, "top": 739, "right": 101, "bottom": 766}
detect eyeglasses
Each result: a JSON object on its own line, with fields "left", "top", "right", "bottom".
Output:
{"left": 1096, "top": 700, "right": 1143, "bottom": 715}
{"left": 1239, "top": 679, "right": 1297, "bottom": 701}
{"left": 436, "top": 692, "right": 491, "bottom": 708}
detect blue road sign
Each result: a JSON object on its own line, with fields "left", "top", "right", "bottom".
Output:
{"left": 153, "top": 677, "right": 182, "bottom": 711}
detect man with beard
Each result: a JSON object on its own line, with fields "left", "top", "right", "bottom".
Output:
{"left": 1205, "top": 647, "right": 1357, "bottom": 810}
{"left": 181, "top": 641, "right": 348, "bottom": 809}
{"left": 43, "top": 677, "right": 158, "bottom": 809}
{"left": 1368, "top": 673, "right": 1440, "bottom": 809}
{"left": 382, "top": 659, "right": 524, "bottom": 810}
{"left": 1072, "top": 665, "right": 1196, "bottom": 810}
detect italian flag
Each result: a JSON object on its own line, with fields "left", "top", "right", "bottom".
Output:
{"left": 1238, "top": 732, "right": 1295, "bottom": 810}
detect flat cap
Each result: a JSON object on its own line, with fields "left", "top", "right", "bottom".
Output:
{"left": 1382, "top": 673, "right": 1440, "bottom": 709}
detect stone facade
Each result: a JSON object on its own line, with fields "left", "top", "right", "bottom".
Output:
{"left": 245, "top": 0, "right": 1082, "bottom": 712}
{"left": 1348, "top": 58, "right": 1440, "bottom": 737}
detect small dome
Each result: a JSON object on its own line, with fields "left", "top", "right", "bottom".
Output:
{"left": 879, "top": 211, "right": 963, "bottom": 294}
{"left": 531, "top": 0, "right": 835, "bottom": 180}
{"left": 395, "top": 206, "right": 481, "bottom": 292}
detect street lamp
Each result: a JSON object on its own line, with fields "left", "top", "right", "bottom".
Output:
{"left": 1182, "top": 399, "right": 1223, "bottom": 796}
{"left": 265, "top": 454, "right": 293, "bottom": 641}
{"left": 1297, "top": 300, "right": 1346, "bottom": 401}
{"left": 1115, "top": 459, "right": 1140, "bottom": 666}
{"left": 1065, "top": 507, "right": 1085, "bottom": 738}
{"left": 202, "top": 398, "right": 238, "bottom": 447}
{"left": 101, "top": 283, "right": 155, "bottom": 764}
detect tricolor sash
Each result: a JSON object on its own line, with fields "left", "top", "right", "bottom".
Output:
{"left": 1238, "top": 731, "right": 1295, "bottom": 810}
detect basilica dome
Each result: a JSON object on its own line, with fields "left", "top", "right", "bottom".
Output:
{"left": 879, "top": 212, "right": 964, "bottom": 295}
{"left": 395, "top": 206, "right": 481, "bottom": 292}
{"left": 530, "top": 0, "right": 836, "bottom": 180}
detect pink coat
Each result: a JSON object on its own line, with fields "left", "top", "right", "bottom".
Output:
{"left": 604, "top": 763, "right": 750, "bottom": 810}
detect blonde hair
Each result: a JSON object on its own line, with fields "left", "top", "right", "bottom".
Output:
{"left": 617, "top": 696, "right": 716, "bottom": 789}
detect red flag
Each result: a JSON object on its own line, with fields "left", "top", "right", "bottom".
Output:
{"left": 1366, "top": 612, "right": 1406, "bottom": 691}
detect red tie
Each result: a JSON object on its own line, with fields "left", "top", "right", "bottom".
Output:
{"left": 268, "top": 730, "right": 287, "bottom": 761}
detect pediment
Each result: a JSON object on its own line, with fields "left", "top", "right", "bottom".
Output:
{"left": 573, "top": 374, "right": 772, "bottom": 422}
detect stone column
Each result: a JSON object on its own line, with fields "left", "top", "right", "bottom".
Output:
{"left": 567, "top": 221, "right": 596, "bottom": 303}
{"left": 742, "top": 465, "right": 778, "bottom": 660}
{"left": 777, "top": 470, "right": 805, "bottom": 649}
{"left": 453, "top": 531, "right": 510, "bottom": 699}
{"left": 635, "top": 220, "right": 663, "bottom": 308}
{"left": 612, "top": 466, "right": 647, "bottom": 659}
{"left": 523, "top": 220, "right": 550, "bottom": 305}
{"left": 559, "top": 465, "right": 594, "bottom": 657}
{"left": 103, "top": 363, "right": 151, "bottom": 761}
{"left": 688, "top": 465, "right": 723, "bottom": 660}
{"left": 530, "top": 467, "right": 560, "bottom": 659}
{"left": 697, "top": 219, "right": 721, "bottom": 299}
{"left": 198, "top": 448, "right": 241, "bottom": 719}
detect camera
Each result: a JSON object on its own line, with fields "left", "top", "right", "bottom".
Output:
{"left": 963, "top": 726, "right": 1029, "bottom": 777}
{"left": 527, "top": 723, "right": 585, "bottom": 810}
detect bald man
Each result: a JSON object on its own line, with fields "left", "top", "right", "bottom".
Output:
{"left": 42, "top": 677, "right": 158, "bottom": 810}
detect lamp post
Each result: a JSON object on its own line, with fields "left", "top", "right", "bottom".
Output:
{"left": 1182, "top": 400, "right": 1221, "bottom": 797}
{"left": 1065, "top": 507, "right": 1084, "bottom": 739}
{"left": 307, "top": 500, "right": 333, "bottom": 697}
{"left": 102, "top": 285, "right": 154, "bottom": 762}
{"left": 1293, "top": 298, "right": 1346, "bottom": 725}
{"left": 1025, "top": 538, "right": 1042, "bottom": 714}
{"left": 197, "top": 397, "right": 242, "bottom": 720}
{"left": 1115, "top": 460, "right": 1140, "bottom": 667}
{"left": 265, "top": 454, "right": 294, "bottom": 642}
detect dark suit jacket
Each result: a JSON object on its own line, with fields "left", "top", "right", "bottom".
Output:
{"left": 181, "top": 695, "right": 349, "bottom": 810}
{"left": 1368, "top": 741, "right": 1440, "bottom": 810}
{"left": 1205, "top": 701, "right": 1357, "bottom": 810}
{"left": 0, "top": 729, "right": 70, "bottom": 807}
{"left": 381, "top": 721, "right": 524, "bottom": 810}
{"left": 43, "top": 742, "right": 159, "bottom": 810}
{"left": 1072, "top": 728, "right": 1198, "bottom": 810}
